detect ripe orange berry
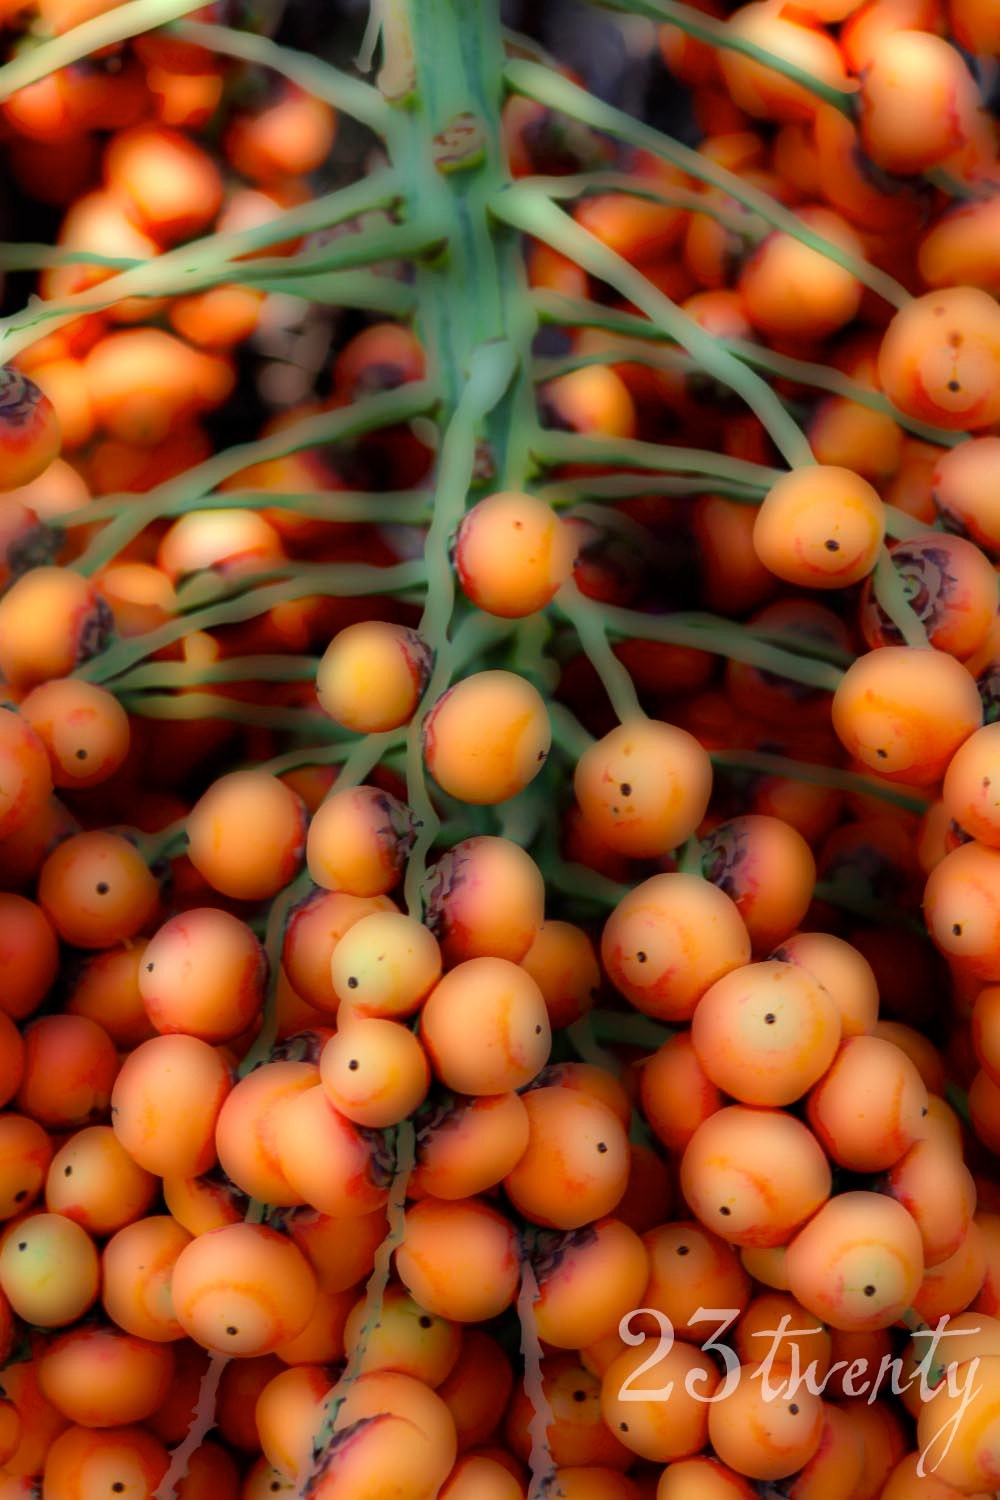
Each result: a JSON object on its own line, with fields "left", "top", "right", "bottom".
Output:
{"left": 409, "top": 1091, "right": 530, "bottom": 1201}
{"left": 101, "top": 1214, "right": 192, "bottom": 1342}
{"left": 0, "top": 567, "right": 109, "bottom": 692}
{"left": 831, "top": 646, "right": 982, "bottom": 784}
{"left": 37, "top": 1324, "right": 174, "bottom": 1428}
{"left": 785, "top": 1191, "right": 924, "bottom": 1331}
{"left": 423, "top": 670, "right": 550, "bottom": 805}
{"left": 943, "top": 723, "right": 1000, "bottom": 847}
{"left": 858, "top": 30, "right": 983, "bottom": 175}
{"left": 519, "top": 919, "right": 601, "bottom": 1029}
{"left": 0, "top": 368, "right": 61, "bottom": 491}
{"left": 18, "top": 678, "right": 129, "bottom": 790}
{"left": 699, "top": 815, "right": 817, "bottom": 953}
{"left": 16, "top": 1013, "right": 119, "bottom": 1131}
{"left": 37, "top": 831, "right": 159, "bottom": 949}
{"left": 422, "top": 835, "right": 544, "bottom": 965}
{"left": 316, "top": 621, "right": 432, "bottom": 733}
{"left": 186, "top": 770, "right": 306, "bottom": 901}
{"left": 330, "top": 910, "right": 441, "bottom": 1021}
{"left": 805, "top": 1035, "right": 929, "bottom": 1172}
{"left": 925, "top": 840, "right": 1000, "bottom": 979}
{"left": 739, "top": 207, "right": 865, "bottom": 344}
{"left": 319, "top": 1017, "right": 430, "bottom": 1129}
{"left": 44, "top": 1125, "right": 156, "bottom": 1237}
{"left": 877, "top": 287, "right": 1000, "bottom": 431}
{"left": 601, "top": 872, "right": 751, "bottom": 1022}
{"left": 0, "top": 1211, "right": 99, "bottom": 1327}
{"left": 503, "top": 1086, "right": 629, "bottom": 1230}
{"left": 110, "top": 1033, "right": 232, "bottom": 1179}
{"left": 573, "top": 717, "right": 712, "bottom": 858}
{"left": 932, "top": 435, "right": 1000, "bottom": 558}
{"left": 454, "top": 490, "right": 575, "bottom": 618}
{"left": 0, "top": 712, "right": 53, "bottom": 848}
{"left": 138, "top": 907, "right": 265, "bottom": 1043}
{"left": 419, "top": 956, "right": 550, "bottom": 1095}
{"left": 273, "top": 1087, "right": 390, "bottom": 1219}
{"left": 680, "top": 1105, "right": 832, "bottom": 1248}
{"left": 769, "top": 932, "right": 879, "bottom": 1038}
{"left": 395, "top": 1198, "right": 520, "bottom": 1322}
{"left": 707, "top": 1365, "right": 824, "bottom": 1482}
{"left": 717, "top": 3, "right": 853, "bottom": 120}
{"left": 691, "top": 959, "right": 842, "bottom": 1107}
{"left": 171, "top": 1222, "right": 317, "bottom": 1356}
{"left": 859, "top": 532, "right": 997, "bottom": 660}
{"left": 305, "top": 784, "right": 415, "bottom": 897}
{"left": 752, "top": 465, "right": 885, "bottom": 589}
{"left": 214, "top": 1060, "right": 318, "bottom": 1207}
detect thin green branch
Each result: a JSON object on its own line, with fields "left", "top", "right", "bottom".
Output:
{"left": 305, "top": 1121, "right": 416, "bottom": 1492}
{"left": 0, "top": 169, "right": 410, "bottom": 363}
{"left": 504, "top": 62, "right": 908, "bottom": 309}
{"left": 595, "top": 0, "right": 859, "bottom": 116}
{"left": 525, "top": 170, "right": 766, "bottom": 239}
{"left": 170, "top": 20, "right": 392, "bottom": 134}
{"left": 118, "top": 694, "right": 334, "bottom": 733}
{"left": 403, "top": 339, "right": 520, "bottom": 919}
{"left": 72, "top": 378, "right": 439, "bottom": 576}
{"left": 529, "top": 427, "right": 781, "bottom": 491}
{"left": 709, "top": 748, "right": 931, "bottom": 813}
{"left": 872, "top": 546, "right": 932, "bottom": 650}
{"left": 0, "top": 0, "right": 210, "bottom": 100}
{"left": 110, "top": 656, "right": 322, "bottom": 692}
{"left": 554, "top": 581, "right": 644, "bottom": 723}
{"left": 494, "top": 186, "right": 815, "bottom": 468}
{"left": 78, "top": 560, "right": 426, "bottom": 685}
{"left": 59, "top": 488, "right": 432, "bottom": 529}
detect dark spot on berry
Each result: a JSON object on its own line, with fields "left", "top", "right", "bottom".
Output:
{"left": 596, "top": 1142, "right": 608, "bottom": 1153}
{"left": 719, "top": 1206, "right": 731, "bottom": 1216}
{"left": 96, "top": 882, "right": 110, "bottom": 895}
{"left": 875, "top": 748, "right": 888, "bottom": 759}
{"left": 572, "top": 1389, "right": 586, "bottom": 1402}
{"left": 13, "top": 1190, "right": 26, "bottom": 1202}
{"left": 348, "top": 1059, "right": 359, "bottom": 1071}
{"left": 226, "top": 1325, "right": 238, "bottom": 1335}
{"left": 947, "top": 380, "right": 961, "bottom": 392}
{"left": 763, "top": 1013, "right": 776, "bottom": 1024}
{"left": 676, "top": 1245, "right": 689, "bottom": 1255}
{"left": 64, "top": 1165, "right": 72, "bottom": 1176}
{"left": 619, "top": 1422, "right": 629, "bottom": 1432}
{"left": 953, "top": 923, "right": 963, "bottom": 936}
{"left": 17, "top": 1242, "right": 26, "bottom": 1250}
{"left": 112, "top": 1486, "right": 125, "bottom": 1495}
{"left": 146, "top": 963, "right": 154, "bottom": 971}
{"left": 535, "top": 1025, "right": 542, "bottom": 1034}
{"left": 347, "top": 977, "right": 359, "bottom": 989}
{"left": 863, "top": 1285, "right": 876, "bottom": 1297}
{"left": 418, "top": 1315, "right": 433, "bottom": 1328}
{"left": 789, "top": 1403, "right": 799, "bottom": 1415}
{"left": 75, "top": 748, "right": 87, "bottom": 759}
{"left": 636, "top": 951, "right": 647, "bottom": 964}
{"left": 620, "top": 783, "right": 632, "bottom": 797}
{"left": 824, "top": 539, "right": 840, "bottom": 552}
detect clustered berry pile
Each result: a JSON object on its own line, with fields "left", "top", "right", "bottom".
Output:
{"left": 2, "top": 0, "right": 1000, "bottom": 1496}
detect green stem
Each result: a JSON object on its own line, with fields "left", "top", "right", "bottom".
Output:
{"left": 532, "top": 292, "right": 963, "bottom": 452}
{"left": 110, "top": 656, "right": 322, "bottom": 692}
{"left": 554, "top": 582, "right": 644, "bottom": 723}
{"left": 0, "top": 170, "right": 413, "bottom": 363}
{"left": 170, "top": 20, "right": 392, "bottom": 134}
{"left": 709, "top": 749, "right": 931, "bottom": 813}
{"left": 872, "top": 547, "right": 932, "bottom": 650}
{"left": 72, "top": 379, "right": 438, "bottom": 577}
{"left": 0, "top": 0, "right": 210, "bottom": 99}
{"left": 549, "top": 702, "right": 597, "bottom": 761}
{"left": 595, "top": 0, "right": 858, "bottom": 116}
{"left": 493, "top": 187, "right": 815, "bottom": 469}
{"left": 595, "top": 603, "right": 847, "bottom": 690}
{"left": 59, "top": 488, "right": 432, "bottom": 530}
{"left": 517, "top": 1251, "right": 557, "bottom": 1500}
{"left": 529, "top": 427, "right": 781, "bottom": 491}
{"left": 527, "top": 170, "right": 765, "bottom": 239}
{"left": 504, "top": 62, "right": 908, "bottom": 309}
{"left": 118, "top": 694, "right": 334, "bottom": 733}
{"left": 403, "top": 340, "right": 519, "bottom": 918}
{"left": 78, "top": 561, "right": 426, "bottom": 685}
{"left": 305, "top": 1121, "right": 416, "bottom": 1491}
